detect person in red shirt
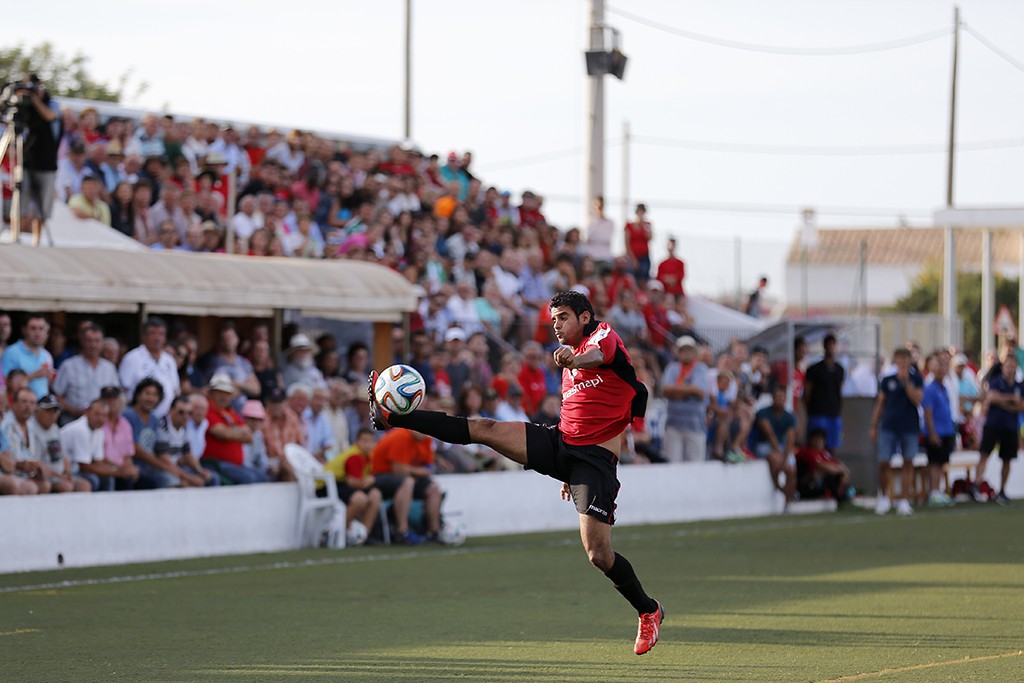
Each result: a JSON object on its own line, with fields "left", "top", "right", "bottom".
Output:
{"left": 368, "top": 290, "right": 664, "bottom": 656}
{"left": 641, "top": 280, "right": 672, "bottom": 352}
{"left": 624, "top": 203, "right": 653, "bottom": 285}
{"left": 655, "top": 237, "right": 686, "bottom": 297}
{"left": 201, "top": 374, "right": 265, "bottom": 484}
{"left": 517, "top": 341, "right": 549, "bottom": 417}
{"left": 371, "top": 426, "right": 442, "bottom": 539}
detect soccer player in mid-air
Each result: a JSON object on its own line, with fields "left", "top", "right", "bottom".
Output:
{"left": 368, "top": 289, "right": 665, "bottom": 655}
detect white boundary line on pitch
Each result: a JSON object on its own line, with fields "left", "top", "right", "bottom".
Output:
{"left": 814, "top": 649, "right": 1023, "bottom": 682}
{"left": 0, "top": 506, "right": 1002, "bottom": 595}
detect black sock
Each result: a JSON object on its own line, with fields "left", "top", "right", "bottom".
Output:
{"left": 604, "top": 552, "right": 658, "bottom": 615}
{"left": 388, "top": 410, "right": 472, "bottom": 445}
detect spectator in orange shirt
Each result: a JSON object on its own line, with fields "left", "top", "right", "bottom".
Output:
{"left": 371, "top": 426, "right": 442, "bottom": 541}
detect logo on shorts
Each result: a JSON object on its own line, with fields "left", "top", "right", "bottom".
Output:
{"left": 588, "top": 504, "right": 608, "bottom": 516}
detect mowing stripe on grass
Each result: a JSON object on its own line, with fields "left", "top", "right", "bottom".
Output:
{"left": 0, "top": 506, "right": 1001, "bottom": 595}
{"left": 815, "top": 649, "right": 1024, "bottom": 682}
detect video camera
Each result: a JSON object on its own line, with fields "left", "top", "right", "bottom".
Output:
{"left": 0, "top": 77, "right": 40, "bottom": 125}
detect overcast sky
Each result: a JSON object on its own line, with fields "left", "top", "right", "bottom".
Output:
{"left": 11, "top": 0, "right": 1024, "bottom": 299}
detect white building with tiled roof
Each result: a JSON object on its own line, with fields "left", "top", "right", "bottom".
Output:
{"left": 784, "top": 226, "right": 1024, "bottom": 314}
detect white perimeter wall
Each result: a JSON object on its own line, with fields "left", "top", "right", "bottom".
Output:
{"left": 4, "top": 458, "right": 1020, "bottom": 575}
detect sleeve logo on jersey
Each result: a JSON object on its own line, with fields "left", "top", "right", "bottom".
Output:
{"left": 563, "top": 373, "right": 604, "bottom": 400}
{"left": 584, "top": 324, "right": 611, "bottom": 350}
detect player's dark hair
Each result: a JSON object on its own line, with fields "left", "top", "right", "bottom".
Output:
{"left": 807, "top": 428, "right": 828, "bottom": 443}
{"left": 550, "top": 290, "right": 598, "bottom": 336}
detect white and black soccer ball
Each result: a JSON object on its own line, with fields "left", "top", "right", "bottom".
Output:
{"left": 439, "top": 522, "right": 467, "bottom": 547}
{"left": 346, "top": 520, "right": 369, "bottom": 547}
{"left": 373, "top": 364, "right": 426, "bottom": 415}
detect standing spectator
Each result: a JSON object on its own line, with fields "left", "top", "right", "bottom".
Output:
{"left": 29, "top": 394, "right": 91, "bottom": 492}
{"left": 2, "top": 313, "right": 54, "bottom": 399}
{"left": 656, "top": 238, "right": 686, "bottom": 297}
{"left": 803, "top": 334, "right": 845, "bottom": 450}
{"left": 624, "top": 204, "right": 653, "bottom": 284}
{"left": 585, "top": 196, "right": 614, "bottom": 267}
{"left": 752, "top": 386, "right": 798, "bottom": 509}
{"left": 155, "top": 395, "right": 219, "bottom": 487}
{"left": 973, "top": 352, "right": 1021, "bottom": 506}
{"left": 201, "top": 374, "right": 264, "bottom": 485}
{"left": 660, "top": 336, "right": 710, "bottom": 463}
{"left": 118, "top": 317, "right": 180, "bottom": 418}
{"left": 869, "top": 347, "right": 924, "bottom": 516}
{"left": 641, "top": 281, "right": 672, "bottom": 355}
{"left": 371, "top": 427, "right": 444, "bottom": 541}
{"left": 922, "top": 355, "right": 956, "bottom": 507}
{"left": 744, "top": 276, "right": 769, "bottom": 318}
{"left": 19, "top": 74, "right": 62, "bottom": 246}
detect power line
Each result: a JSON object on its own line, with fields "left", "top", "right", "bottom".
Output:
{"left": 605, "top": 5, "right": 951, "bottom": 56}
{"left": 963, "top": 23, "right": 1024, "bottom": 75}
{"left": 539, "top": 193, "right": 932, "bottom": 220}
{"left": 633, "top": 135, "right": 1024, "bottom": 156}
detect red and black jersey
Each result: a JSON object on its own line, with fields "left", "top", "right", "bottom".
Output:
{"left": 559, "top": 321, "right": 648, "bottom": 446}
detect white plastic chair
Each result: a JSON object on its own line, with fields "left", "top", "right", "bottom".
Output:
{"left": 284, "top": 444, "right": 344, "bottom": 548}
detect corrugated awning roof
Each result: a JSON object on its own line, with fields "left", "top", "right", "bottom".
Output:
{"left": 0, "top": 245, "right": 417, "bottom": 321}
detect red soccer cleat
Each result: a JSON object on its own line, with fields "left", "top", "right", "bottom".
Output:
{"left": 634, "top": 600, "right": 665, "bottom": 655}
{"left": 367, "top": 371, "right": 392, "bottom": 430}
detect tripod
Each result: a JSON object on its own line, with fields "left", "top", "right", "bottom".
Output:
{"left": 0, "top": 103, "right": 50, "bottom": 246}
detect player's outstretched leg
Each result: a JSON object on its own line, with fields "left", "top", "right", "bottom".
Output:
{"left": 635, "top": 600, "right": 665, "bottom": 655}
{"left": 368, "top": 372, "right": 472, "bottom": 445}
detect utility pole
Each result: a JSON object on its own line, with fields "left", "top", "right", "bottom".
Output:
{"left": 403, "top": 0, "right": 412, "bottom": 140}
{"left": 942, "top": 6, "right": 960, "bottom": 347}
{"left": 585, "top": 0, "right": 606, "bottom": 230}
{"left": 621, "top": 120, "right": 630, "bottom": 230}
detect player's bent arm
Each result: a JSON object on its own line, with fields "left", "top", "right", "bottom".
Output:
{"left": 569, "top": 347, "right": 606, "bottom": 370}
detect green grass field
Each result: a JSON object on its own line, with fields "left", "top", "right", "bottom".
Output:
{"left": 3, "top": 504, "right": 1023, "bottom": 682}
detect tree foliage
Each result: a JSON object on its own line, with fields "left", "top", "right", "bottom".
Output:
{"left": 892, "top": 260, "right": 1019, "bottom": 358}
{"left": 0, "top": 42, "right": 146, "bottom": 103}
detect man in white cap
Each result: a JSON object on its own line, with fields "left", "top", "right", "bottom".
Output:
{"left": 281, "top": 333, "right": 324, "bottom": 389}
{"left": 660, "top": 336, "right": 710, "bottom": 462}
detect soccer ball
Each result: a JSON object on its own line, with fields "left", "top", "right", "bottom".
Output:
{"left": 373, "top": 364, "right": 426, "bottom": 415}
{"left": 346, "top": 520, "right": 369, "bottom": 547}
{"left": 439, "top": 522, "right": 467, "bottom": 547}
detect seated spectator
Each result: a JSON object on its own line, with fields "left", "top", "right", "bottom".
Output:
{"left": 68, "top": 175, "right": 111, "bottom": 225}
{"left": 150, "top": 219, "right": 179, "bottom": 250}
{"left": 708, "top": 371, "right": 738, "bottom": 462}
{"left": 230, "top": 194, "right": 262, "bottom": 243}
{"left": 494, "top": 384, "right": 530, "bottom": 427}
{"left": 101, "top": 337, "right": 122, "bottom": 366}
{"left": 795, "top": 428, "right": 852, "bottom": 502}
{"left": 53, "top": 322, "right": 120, "bottom": 427}
{"left": 100, "top": 386, "right": 141, "bottom": 490}
{"left": 201, "top": 374, "right": 265, "bottom": 485}
{"left": 321, "top": 427, "right": 385, "bottom": 543}
{"left": 186, "top": 392, "right": 209, "bottom": 460}
{"left": 148, "top": 183, "right": 186, "bottom": 240}
{"left": 608, "top": 288, "right": 648, "bottom": 347}
{"left": 262, "top": 387, "right": 301, "bottom": 481}
{"left": 1, "top": 388, "right": 51, "bottom": 492}
{"left": 240, "top": 400, "right": 277, "bottom": 481}
{"left": 342, "top": 342, "right": 370, "bottom": 385}
{"left": 301, "top": 383, "right": 336, "bottom": 462}
{"left": 206, "top": 321, "right": 260, "bottom": 411}
{"left": 2, "top": 313, "right": 54, "bottom": 399}
{"left": 371, "top": 426, "right": 443, "bottom": 541}
{"left": 156, "top": 395, "right": 220, "bottom": 487}
{"left": 29, "top": 394, "right": 90, "bottom": 492}
{"left": 661, "top": 336, "right": 710, "bottom": 463}
{"left": 60, "top": 398, "right": 115, "bottom": 491}
{"left": 123, "top": 377, "right": 182, "bottom": 489}
{"left": 281, "top": 334, "right": 324, "bottom": 388}
{"left": 0, "top": 427, "right": 39, "bottom": 495}
{"left": 752, "top": 385, "right": 798, "bottom": 509}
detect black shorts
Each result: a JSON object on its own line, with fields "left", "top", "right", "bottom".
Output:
{"left": 371, "top": 473, "right": 433, "bottom": 499}
{"left": 337, "top": 482, "right": 372, "bottom": 505}
{"left": 925, "top": 435, "right": 955, "bottom": 465}
{"left": 525, "top": 423, "right": 619, "bottom": 525}
{"left": 980, "top": 425, "right": 1019, "bottom": 461}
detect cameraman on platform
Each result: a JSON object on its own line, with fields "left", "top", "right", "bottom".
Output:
{"left": 13, "top": 74, "right": 61, "bottom": 245}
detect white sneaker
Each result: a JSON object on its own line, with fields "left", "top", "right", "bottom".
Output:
{"left": 874, "top": 497, "right": 892, "bottom": 515}
{"left": 896, "top": 499, "right": 913, "bottom": 516}
{"left": 928, "top": 491, "right": 955, "bottom": 507}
